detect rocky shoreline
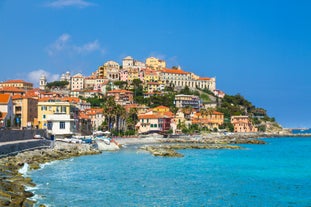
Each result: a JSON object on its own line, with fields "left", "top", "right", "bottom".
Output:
{"left": 0, "top": 132, "right": 310, "bottom": 206}
{"left": 0, "top": 141, "right": 100, "bottom": 207}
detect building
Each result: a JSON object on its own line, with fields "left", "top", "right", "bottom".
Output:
{"left": 37, "top": 98, "right": 73, "bottom": 130}
{"left": 213, "top": 89, "right": 225, "bottom": 98}
{"left": 0, "top": 87, "right": 26, "bottom": 96}
{"left": 0, "top": 94, "right": 14, "bottom": 127}
{"left": 106, "top": 89, "right": 134, "bottom": 105}
{"left": 231, "top": 115, "right": 258, "bottom": 133}
{"left": 144, "top": 82, "right": 162, "bottom": 93}
{"left": 120, "top": 68, "right": 144, "bottom": 83}
{"left": 97, "top": 61, "right": 120, "bottom": 79}
{"left": 39, "top": 75, "right": 47, "bottom": 90}
{"left": 174, "top": 94, "right": 201, "bottom": 111}
{"left": 0, "top": 80, "right": 33, "bottom": 90}
{"left": 191, "top": 111, "right": 224, "bottom": 130}
{"left": 143, "top": 69, "right": 160, "bottom": 82}
{"left": 46, "top": 114, "right": 75, "bottom": 138}
{"left": 146, "top": 57, "right": 166, "bottom": 70}
{"left": 60, "top": 71, "right": 71, "bottom": 82}
{"left": 85, "top": 108, "right": 104, "bottom": 131}
{"left": 122, "top": 56, "right": 134, "bottom": 69}
{"left": 122, "top": 56, "right": 146, "bottom": 70}
{"left": 84, "top": 76, "right": 97, "bottom": 89}
{"left": 136, "top": 112, "right": 171, "bottom": 134}
{"left": 160, "top": 68, "right": 216, "bottom": 91}
{"left": 12, "top": 95, "right": 38, "bottom": 128}
{"left": 71, "top": 73, "right": 85, "bottom": 91}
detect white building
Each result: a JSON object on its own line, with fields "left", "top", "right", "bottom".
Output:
{"left": 160, "top": 68, "right": 216, "bottom": 91}
{"left": 46, "top": 114, "right": 75, "bottom": 138}
{"left": 0, "top": 94, "right": 14, "bottom": 127}
{"left": 122, "top": 56, "right": 134, "bottom": 69}
{"left": 39, "top": 75, "right": 47, "bottom": 90}
{"left": 71, "top": 73, "right": 85, "bottom": 91}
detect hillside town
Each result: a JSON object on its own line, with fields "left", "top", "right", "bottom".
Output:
{"left": 0, "top": 56, "right": 266, "bottom": 138}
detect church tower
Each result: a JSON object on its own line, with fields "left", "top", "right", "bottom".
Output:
{"left": 39, "top": 74, "right": 47, "bottom": 90}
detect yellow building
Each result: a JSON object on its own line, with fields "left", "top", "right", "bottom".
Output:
{"left": 37, "top": 98, "right": 71, "bottom": 129}
{"left": 146, "top": 57, "right": 166, "bottom": 70}
{"left": 191, "top": 111, "right": 224, "bottom": 130}
{"left": 143, "top": 69, "right": 160, "bottom": 82}
{"left": 97, "top": 60, "right": 120, "bottom": 78}
{"left": 152, "top": 105, "right": 170, "bottom": 113}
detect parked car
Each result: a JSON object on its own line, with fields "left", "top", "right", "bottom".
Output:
{"left": 33, "top": 134, "right": 43, "bottom": 139}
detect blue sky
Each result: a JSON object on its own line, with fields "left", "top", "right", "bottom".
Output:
{"left": 0, "top": 0, "right": 310, "bottom": 128}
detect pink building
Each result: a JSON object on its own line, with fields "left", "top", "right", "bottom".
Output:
{"left": 231, "top": 115, "right": 258, "bottom": 133}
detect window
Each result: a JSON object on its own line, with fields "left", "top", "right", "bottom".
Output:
{"left": 47, "top": 122, "right": 52, "bottom": 130}
{"left": 60, "top": 122, "right": 65, "bottom": 129}
{"left": 43, "top": 114, "right": 46, "bottom": 119}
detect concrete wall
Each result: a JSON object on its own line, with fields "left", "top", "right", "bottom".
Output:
{"left": 0, "top": 129, "right": 47, "bottom": 143}
{"left": 0, "top": 139, "right": 51, "bottom": 156}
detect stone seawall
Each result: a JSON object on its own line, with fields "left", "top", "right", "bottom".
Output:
{"left": 0, "top": 129, "right": 50, "bottom": 157}
{"left": 0, "top": 140, "right": 52, "bottom": 157}
{"left": 0, "top": 129, "right": 47, "bottom": 143}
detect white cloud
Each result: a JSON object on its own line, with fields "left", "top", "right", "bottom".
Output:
{"left": 45, "top": 0, "right": 95, "bottom": 8}
{"left": 47, "top": 33, "right": 105, "bottom": 56}
{"left": 27, "top": 69, "right": 60, "bottom": 87}
{"left": 74, "top": 40, "right": 105, "bottom": 54}
{"left": 47, "top": 33, "right": 71, "bottom": 56}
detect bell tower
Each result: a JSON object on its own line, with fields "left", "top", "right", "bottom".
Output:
{"left": 39, "top": 74, "right": 47, "bottom": 90}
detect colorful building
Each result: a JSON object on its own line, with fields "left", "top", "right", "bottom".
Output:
{"left": 174, "top": 94, "right": 201, "bottom": 111}
{"left": 71, "top": 73, "right": 85, "bottom": 91}
{"left": 191, "top": 111, "right": 224, "bottom": 130}
{"left": 37, "top": 98, "right": 72, "bottom": 130}
{"left": 0, "top": 94, "right": 14, "bottom": 127}
{"left": 12, "top": 95, "right": 38, "bottom": 128}
{"left": 0, "top": 80, "right": 33, "bottom": 90}
{"left": 106, "top": 89, "right": 134, "bottom": 105}
{"left": 145, "top": 57, "right": 166, "bottom": 70}
{"left": 231, "top": 115, "right": 258, "bottom": 133}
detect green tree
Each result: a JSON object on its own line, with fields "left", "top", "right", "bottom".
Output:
{"left": 46, "top": 81, "right": 69, "bottom": 89}
{"left": 102, "top": 97, "right": 117, "bottom": 131}
{"left": 126, "top": 108, "right": 138, "bottom": 131}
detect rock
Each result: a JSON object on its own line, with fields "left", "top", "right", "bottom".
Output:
{"left": 0, "top": 141, "right": 101, "bottom": 207}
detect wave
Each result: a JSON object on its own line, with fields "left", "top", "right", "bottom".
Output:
{"left": 18, "top": 163, "right": 29, "bottom": 176}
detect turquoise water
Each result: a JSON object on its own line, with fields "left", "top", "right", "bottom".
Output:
{"left": 29, "top": 137, "right": 311, "bottom": 207}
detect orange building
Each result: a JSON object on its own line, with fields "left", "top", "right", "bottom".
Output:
{"left": 231, "top": 115, "right": 258, "bottom": 133}
{"left": 0, "top": 80, "right": 33, "bottom": 90}
{"left": 191, "top": 111, "right": 224, "bottom": 130}
{"left": 107, "top": 89, "right": 134, "bottom": 105}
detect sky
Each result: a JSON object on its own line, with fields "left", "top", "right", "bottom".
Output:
{"left": 0, "top": 0, "right": 310, "bottom": 128}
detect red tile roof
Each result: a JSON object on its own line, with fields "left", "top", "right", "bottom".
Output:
{"left": 0, "top": 87, "right": 26, "bottom": 93}
{"left": 0, "top": 94, "right": 10, "bottom": 103}
{"left": 161, "top": 68, "right": 189, "bottom": 75}
{"left": 2, "top": 79, "right": 32, "bottom": 84}
{"left": 198, "top": 77, "right": 211, "bottom": 80}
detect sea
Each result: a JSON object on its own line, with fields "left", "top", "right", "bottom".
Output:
{"left": 28, "top": 134, "right": 311, "bottom": 207}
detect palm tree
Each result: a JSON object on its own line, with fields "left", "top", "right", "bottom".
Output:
{"left": 115, "top": 104, "right": 126, "bottom": 135}
{"left": 126, "top": 107, "right": 138, "bottom": 132}
{"left": 102, "top": 97, "right": 117, "bottom": 131}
